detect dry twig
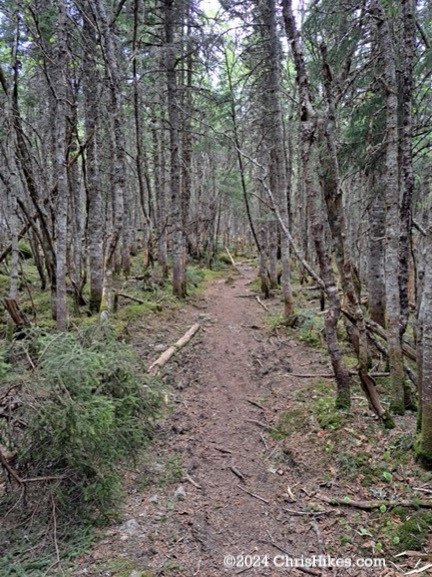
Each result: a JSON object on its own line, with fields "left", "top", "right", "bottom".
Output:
{"left": 236, "top": 484, "right": 269, "bottom": 504}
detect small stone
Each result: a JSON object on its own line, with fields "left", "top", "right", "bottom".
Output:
{"left": 149, "top": 494, "right": 159, "bottom": 504}
{"left": 154, "top": 344, "right": 166, "bottom": 352}
{"left": 174, "top": 485, "right": 186, "bottom": 500}
{"left": 267, "top": 466, "right": 277, "bottom": 475}
{"left": 120, "top": 518, "right": 141, "bottom": 535}
{"left": 130, "top": 572, "right": 142, "bottom": 577}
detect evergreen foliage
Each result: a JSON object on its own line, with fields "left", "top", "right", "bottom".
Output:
{"left": 0, "top": 324, "right": 163, "bottom": 562}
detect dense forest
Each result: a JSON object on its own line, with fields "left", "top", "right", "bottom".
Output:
{"left": 1, "top": 0, "right": 432, "bottom": 574}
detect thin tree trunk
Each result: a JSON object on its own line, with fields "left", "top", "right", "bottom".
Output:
{"left": 417, "top": 221, "right": 432, "bottom": 466}
{"left": 399, "top": 0, "right": 415, "bottom": 337}
{"left": 165, "top": 0, "right": 186, "bottom": 297}
{"left": 367, "top": 173, "right": 386, "bottom": 326}
{"left": 259, "top": 0, "right": 293, "bottom": 316}
{"left": 372, "top": 0, "right": 406, "bottom": 414}
{"left": 93, "top": 0, "right": 126, "bottom": 287}
{"left": 282, "top": 0, "right": 351, "bottom": 409}
{"left": 82, "top": 3, "right": 104, "bottom": 313}
{"left": 54, "top": 0, "right": 69, "bottom": 331}
{"left": 320, "top": 43, "right": 377, "bottom": 411}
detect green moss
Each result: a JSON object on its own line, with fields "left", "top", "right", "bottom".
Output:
{"left": 414, "top": 435, "right": 432, "bottom": 469}
{"left": 335, "top": 388, "right": 351, "bottom": 410}
{"left": 108, "top": 558, "right": 154, "bottom": 577}
{"left": 274, "top": 408, "right": 308, "bottom": 439}
{"left": 337, "top": 451, "right": 377, "bottom": 483}
{"left": 314, "top": 394, "right": 346, "bottom": 431}
{"left": 18, "top": 240, "right": 32, "bottom": 259}
{"left": 390, "top": 399, "right": 406, "bottom": 416}
{"left": 392, "top": 506, "right": 410, "bottom": 521}
{"left": 392, "top": 512, "right": 432, "bottom": 551}
{"left": 382, "top": 411, "right": 395, "bottom": 430}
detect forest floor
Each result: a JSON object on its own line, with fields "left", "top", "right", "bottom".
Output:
{"left": 71, "top": 262, "right": 431, "bottom": 577}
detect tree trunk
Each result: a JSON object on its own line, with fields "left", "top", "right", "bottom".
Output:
{"left": 399, "top": 0, "right": 415, "bottom": 337}
{"left": 165, "top": 0, "right": 186, "bottom": 297}
{"left": 416, "top": 221, "right": 432, "bottom": 467}
{"left": 82, "top": 2, "right": 104, "bottom": 313}
{"left": 54, "top": 0, "right": 69, "bottom": 331}
{"left": 372, "top": 0, "right": 406, "bottom": 414}
{"left": 258, "top": 0, "right": 293, "bottom": 316}
{"left": 93, "top": 0, "right": 126, "bottom": 287}
{"left": 282, "top": 0, "right": 351, "bottom": 409}
{"left": 367, "top": 173, "right": 386, "bottom": 326}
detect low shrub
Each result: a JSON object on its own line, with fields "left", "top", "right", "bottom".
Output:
{"left": 0, "top": 324, "right": 163, "bottom": 571}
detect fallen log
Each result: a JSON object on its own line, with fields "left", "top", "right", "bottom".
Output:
{"left": 148, "top": 323, "right": 200, "bottom": 375}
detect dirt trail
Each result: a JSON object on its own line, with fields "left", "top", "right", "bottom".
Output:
{"left": 75, "top": 264, "right": 392, "bottom": 577}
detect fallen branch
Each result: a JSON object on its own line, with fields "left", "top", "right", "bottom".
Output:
{"left": 229, "top": 465, "right": 245, "bottom": 482}
{"left": 347, "top": 310, "right": 417, "bottom": 362}
{"left": 265, "top": 440, "right": 283, "bottom": 461}
{"left": 225, "top": 246, "right": 236, "bottom": 267}
{"left": 0, "top": 446, "right": 22, "bottom": 485}
{"left": 51, "top": 494, "right": 62, "bottom": 572}
{"left": 284, "top": 508, "right": 329, "bottom": 516}
{"left": 405, "top": 564, "right": 432, "bottom": 575}
{"left": 395, "top": 551, "right": 432, "bottom": 560}
{"left": 310, "top": 519, "right": 325, "bottom": 555}
{"left": 114, "top": 291, "right": 147, "bottom": 305}
{"left": 148, "top": 323, "right": 200, "bottom": 375}
{"left": 213, "top": 445, "right": 233, "bottom": 454}
{"left": 317, "top": 493, "right": 432, "bottom": 510}
{"left": 287, "top": 373, "right": 333, "bottom": 378}
{"left": 237, "top": 484, "right": 269, "bottom": 504}
{"left": 183, "top": 475, "right": 202, "bottom": 490}
{"left": 412, "top": 487, "right": 432, "bottom": 495}
{"left": 245, "top": 418, "right": 278, "bottom": 434}
{"left": 246, "top": 398, "right": 266, "bottom": 411}
{"left": 256, "top": 296, "right": 269, "bottom": 312}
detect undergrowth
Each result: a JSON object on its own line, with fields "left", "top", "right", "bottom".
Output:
{"left": 0, "top": 324, "right": 163, "bottom": 575}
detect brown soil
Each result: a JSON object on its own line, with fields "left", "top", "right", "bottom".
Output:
{"left": 73, "top": 264, "right": 417, "bottom": 577}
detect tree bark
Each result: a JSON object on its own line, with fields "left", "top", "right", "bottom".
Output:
{"left": 371, "top": 0, "right": 406, "bottom": 414}
{"left": 367, "top": 172, "right": 386, "bottom": 326}
{"left": 282, "top": 0, "right": 351, "bottom": 409}
{"left": 165, "top": 0, "right": 186, "bottom": 297}
{"left": 82, "top": 1, "right": 104, "bottom": 313}
{"left": 54, "top": 0, "right": 69, "bottom": 331}
{"left": 417, "top": 221, "right": 432, "bottom": 466}
{"left": 258, "top": 0, "right": 294, "bottom": 316}
{"left": 399, "top": 0, "right": 415, "bottom": 337}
